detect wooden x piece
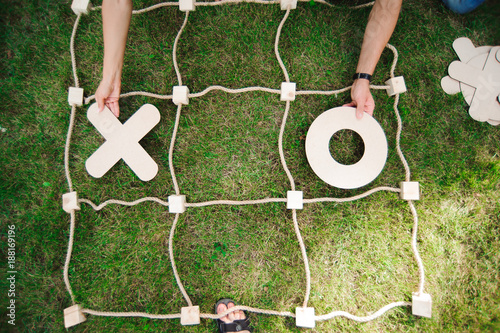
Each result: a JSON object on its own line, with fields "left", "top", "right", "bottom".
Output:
{"left": 85, "top": 103, "right": 161, "bottom": 181}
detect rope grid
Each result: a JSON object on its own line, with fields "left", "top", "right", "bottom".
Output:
{"left": 63, "top": 0, "right": 426, "bottom": 327}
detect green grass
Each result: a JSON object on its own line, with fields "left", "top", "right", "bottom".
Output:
{"left": 1, "top": 0, "right": 499, "bottom": 332}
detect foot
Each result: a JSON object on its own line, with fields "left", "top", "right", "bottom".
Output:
{"left": 216, "top": 302, "right": 250, "bottom": 333}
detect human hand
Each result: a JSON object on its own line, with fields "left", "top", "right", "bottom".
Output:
{"left": 95, "top": 77, "right": 121, "bottom": 117}
{"left": 344, "top": 79, "right": 375, "bottom": 119}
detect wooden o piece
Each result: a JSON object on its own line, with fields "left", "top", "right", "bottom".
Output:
{"left": 85, "top": 103, "right": 161, "bottom": 181}
{"left": 305, "top": 107, "right": 388, "bottom": 189}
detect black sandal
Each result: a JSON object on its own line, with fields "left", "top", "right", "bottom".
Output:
{"left": 215, "top": 298, "right": 252, "bottom": 333}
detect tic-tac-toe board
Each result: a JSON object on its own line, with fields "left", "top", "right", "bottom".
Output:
{"left": 62, "top": 0, "right": 432, "bottom": 329}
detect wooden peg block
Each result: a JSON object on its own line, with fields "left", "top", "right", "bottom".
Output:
{"left": 71, "top": 0, "right": 92, "bottom": 15}
{"left": 280, "top": 0, "right": 297, "bottom": 10}
{"left": 64, "top": 305, "right": 87, "bottom": 328}
{"left": 68, "top": 87, "right": 84, "bottom": 106}
{"left": 412, "top": 293, "right": 432, "bottom": 318}
{"left": 287, "top": 191, "right": 303, "bottom": 209}
{"left": 400, "top": 182, "right": 420, "bottom": 200}
{"left": 173, "top": 86, "right": 190, "bottom": 105}
{"left": 179, "top": 0, "right": 195, "bottom": 12}
{"left": 62, "top": 192, "right": 81, "bottom": 213}
{"left": 295, "top": 307, "right": 315, "bottom": 328}
{"left": 280, "top": 82, "right": 296, "bottom": 101}
{"left": 385, "top": 76, "right": 407, "bottom": 96}
{"left": 181, "top": 306, "right": 200, "bottom": 325}
{"left": 168, "top": 195, "right": 186, "bottom": 213}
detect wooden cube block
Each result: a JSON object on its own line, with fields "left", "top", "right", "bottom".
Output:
{"left": 172, "top": 86, "right": 189, "bottom": 105}
{"left": 62, "top": 192, "right": 81, "bottom": 213}
{"left": 168, "top": 195, "right": 186, "bottom": 213}
{"left": 64, "top": 304, "right": 86, "bottom": 328}
{"left": 412, "top": 292, "right": 432, "bottom": 318}
{"left": 287, "top": 191, "right": 303, "bottom": 210}
{"left": 181, "top": 306, "right": 200, "bottom": 325}
{"left": 295, "top": 307, "right": 315, "bottom": 328}
{"left": 385, "top": 76, "right": 407, "bottom": 96}
{"left": 400, "top": 181, "right": 420, "bottom": 200}
{"left": 179, "top": 0, "right": 195, "bottom": 12}
{"left": 280, "top": 0, "right": 297, "bottom": 10}
{"left": 71, "top": 0, "right": 92, "bottom": 15}
{"left": 280, "top": 82, "right": 296, "bottom": 101}
{"left": 68, "top": 87, "right": 84, "bottom": 106}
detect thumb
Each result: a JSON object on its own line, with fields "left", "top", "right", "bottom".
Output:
{"left": 96, "top": 93, "right": 105, "bottom": 112}
{"left": 355, "top": 103, "right": 364, "bottom": 119}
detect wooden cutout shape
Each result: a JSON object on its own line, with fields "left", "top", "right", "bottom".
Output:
{"left": 448, "top": 46, "right": 500, "bottom": 122}
{"left": 452, "top": 38, "right": 492, "bottom": 63}
{"left": 85, "top": 103, "right": 161, "bottom": 181}
{"left": 305, "top": 107, "right": 388, "bottom": 189}
{"left": 440, "top": 76, "right": 461, "bottom": 95}
{"left": 442, "top": 38, "right": 492, "bottom": 104}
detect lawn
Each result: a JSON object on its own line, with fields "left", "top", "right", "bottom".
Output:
{"left": 0, "top": 0, "right": 499, "bottom": 332}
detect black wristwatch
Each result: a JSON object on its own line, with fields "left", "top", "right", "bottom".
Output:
{"left": 352, "top": 73, "right": 372, "bottom": 82}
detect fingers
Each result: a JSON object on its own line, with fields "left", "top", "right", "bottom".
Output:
{"left": 95, "top": 79, "right": 121, "bottom": 117}
{"left": 349, "top": 80, "right": 375, "bottom": 119}
{"left": 107, "top": 100, "right": 120, "bottom": 118}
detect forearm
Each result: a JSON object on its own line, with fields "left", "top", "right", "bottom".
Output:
{"left": 102, "top": 0, "right": 132, "bottom": 82}
{"left": 356, "top": 0, "right": 402, "bottom": 75}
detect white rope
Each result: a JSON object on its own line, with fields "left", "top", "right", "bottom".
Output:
{"left": 91, "top": 0, "right": 373, "bottom": 12}
{"left": 132, "top": 2, "right": 178, "bottom": 14}
{"left": 168, "top": 214, "right": 193, "bottom": 307}
{"left": 83, "top": 309, "right": 181, "bottom": 319}
{"left": 189, "top": 85, "right": 280, "bottom": 98}
{"left": 82, "top": 305, "right": 295, "bottom": 319}
{"left": 197, "top": 0, "right": 280, "bottom": 5}
{"left": 64, "top": 105, "right": 77, "bottom": 191}
{"left": 315, "top": 301, "right": 411, "bottom": 322}
{"left": 409, "top": 201, "right": 425, "bottom": 294}
{"left": 85, "top": 92, "right": 173, "bottom": 104}
{"left": 386, "top": 43, "right": 399, "bottom": 79}
{"left": 393, "top": 94, "right": 411, "bottom": 181}
{"left": 63, "top": 211, "right": 77, "bottom": 305}
{"left": 173, "top": 12, "right": 189, "bottom": 86}
{"left": 278, "top": 101, "right": 296, "bottom": 191}
{"left": 275, "top": 6, "right": 291, "bottom": 83}
{"left": 85, "top": 85, "right": 391, "bottom": 105}
{"left": 70, "top": 14, "right": 81, "bottom": 88}
{"left": 77, "top": 187, "right": 400, "bottom": 210}
{"left": 169, "top": 104, "right": 183, "bottom": 195}
{"left": 202, "top": 305, "right": 295, "bottom": 319}
{"left": 292, "top": 210, "right": 311, "bottom": 308}
{"left": 310, "top": 0, "right": 375, "bottom": 9}
{"left": 186, "top": 198, "right": 286, "bottom": 207}
{"left": 78, "top": 197, "right": 169, "bottom": 210}
{"left": 304, "top": 187, "right": 400, "bottom": 203}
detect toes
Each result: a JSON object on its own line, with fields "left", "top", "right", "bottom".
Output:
{"left": 217, "top": 303, "right": 230, "bottom": 324}
{"left": 227, "top": 303, "right": 236, "bottom": 322}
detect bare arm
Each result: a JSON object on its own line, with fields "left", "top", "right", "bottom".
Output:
{"left": 95, "top": 0, "right": 132, "bottom": 117}
{"left": 347, "top": 0, "right": 402, "bottom": 119}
